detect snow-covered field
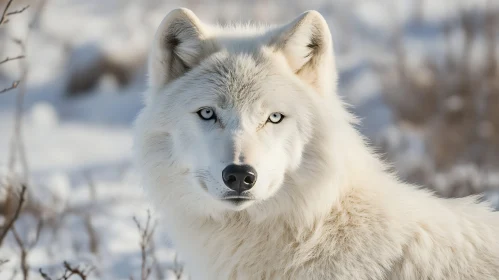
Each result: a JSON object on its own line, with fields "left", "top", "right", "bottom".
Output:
{"left": 0, "top": 0, "right": 497, "bottom": 279}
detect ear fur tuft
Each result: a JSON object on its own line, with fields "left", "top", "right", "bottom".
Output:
{"left": 148, "top": 8, "right": 217, "bottom": 89}
{"left": 269, "top": 10, "right": 335, "bottom": 92}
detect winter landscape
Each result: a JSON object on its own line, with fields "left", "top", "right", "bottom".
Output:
{"left": 0, "top": 0, "right": 498, "bottom": 279}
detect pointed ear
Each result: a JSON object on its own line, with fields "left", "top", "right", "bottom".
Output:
{"left": 269, "top": 11, "right": 336, "bottom": 93}
{"left": 148, "top": 8, "right": 216, "bottom": 89}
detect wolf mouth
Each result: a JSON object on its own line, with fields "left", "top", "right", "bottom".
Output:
{"left": 223, "top": 197, "right": 253, "bottom": 201}
{"left": 223, "top": 197, "right": 253, "bottom": 205}
{"left": 222, "top": 193, "right": 255, "bottom": 204}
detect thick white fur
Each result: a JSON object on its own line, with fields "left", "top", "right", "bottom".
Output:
{"left": 134, "top": 8, "right": 499, "bottom": 280}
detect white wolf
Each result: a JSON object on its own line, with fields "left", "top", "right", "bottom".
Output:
{"left": 133, "top": 8, "right": 499, "bottom": 280}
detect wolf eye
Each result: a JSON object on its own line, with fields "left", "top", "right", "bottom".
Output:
{"left": 267, "top": 112, "right": 284, "bottom": 124}
{"left": 197, "top": 108, "right": 216, "bottom": 121}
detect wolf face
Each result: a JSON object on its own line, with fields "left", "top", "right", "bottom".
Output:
{"left": 134, "top": 8, "right": 338, "bottom": 218}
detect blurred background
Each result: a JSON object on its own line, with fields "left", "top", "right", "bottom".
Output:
{"left": 0, "top": 0, "right": 498, "bottom": 279}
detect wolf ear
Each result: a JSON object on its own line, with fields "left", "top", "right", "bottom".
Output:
{"left": 148, "top": 8, "right": 215, "bottom": 89}
{"left": 269, "top": 11, "right": 336, "bottom": 93}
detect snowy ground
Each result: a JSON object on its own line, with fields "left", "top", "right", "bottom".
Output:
{"left": 0, "top": 0, "right": 497, "bottom": 279}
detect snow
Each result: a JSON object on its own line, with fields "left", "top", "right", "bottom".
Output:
{"left": 0, "top": 0, "right": 497, "bottom": 279}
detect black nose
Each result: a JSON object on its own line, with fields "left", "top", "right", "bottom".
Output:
{"left": 222, "top": 164, "right": 257, "bottom": 193}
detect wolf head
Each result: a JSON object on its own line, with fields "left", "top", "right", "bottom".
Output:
{"left": 135, "top": 8, "right": 349, "bottom": 220}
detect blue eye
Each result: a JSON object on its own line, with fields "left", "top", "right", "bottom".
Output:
{"left": 268, "top": 112, "right": 284, "bottom": 124}
{"left": 197, "top": 108, "right": 216, "bottom": 121}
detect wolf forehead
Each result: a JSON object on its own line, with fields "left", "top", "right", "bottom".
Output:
{"left": 167, "top": 52, "right": 284, "bottom": 110}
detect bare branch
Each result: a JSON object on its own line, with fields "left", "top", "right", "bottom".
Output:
{"left": 83, "top": 173, "right": 99, "bottom": 255}
{"left": 0, "top": 0, "right": 29, "bottom": 25}
{"left": 0, "top": 55, "right": 24, "bottom": 65}
{"left": 134, "top": 211, "right": 175, "bottom": 279}
{"left": 133, "top": 211, "right": 156, "bottom": 280}
{"left": 0, "top": 80, "right": 20, "bottom": 94}
{"left": 0, "top": 184, "right": 26, "bottom": 245}
{"left": 8, "top": 37, "right": 30, "bottom": 182}
{"left": 12, "top": 227, "right": 29, "bottom": 280}
{"left": 171, "top": 254, "right": 184, "bottom": 280}
{"left": 150, "top": 238, "right": 164, "bottom": 280}
{"left": 39, "top": 262, "right": 93, "bottom": 280}
{"left": 7, "top": 192, "right": 42, "bottom": 280}
{"left": 0, "top": 0, "right": 14, "bottom": 25}
{"left": 6, "top": 5, "right": 29, "bottom": 16}
{"left": 29, "top": 218, "right": 44, "bottom": 248}
{"left": 62, "top": 261, "right": 93, "bottom": 280}
{"left": 39, "top": 268, "right": 53, "bottom": 280}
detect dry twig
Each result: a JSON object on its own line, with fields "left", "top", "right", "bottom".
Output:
{"left": 62, "top": 262, "right": 93, "bottom": 280}
{"left": 6, "top": 5, "right": 29, "bottom": 17}
{"left": 11, "top": 227, "right": 28, "bottom": 280}
{"left": 0, "top": 55, "right": 24, "bottom": 65}
{"left": 150, "top": 238, "right": 165, "bottom": 280}
{"left": 39, "top": 261, "right": 93, "bottom": 280}
{"left": 7, "top": 38, "right": 30, "bottom": 181}
{"left": 0, "top": 184, "right": 26, "bottom": 245}
{"left": 0, "top": 0, "right": 29, "bottom": 25}
{"left": 171, "top": 254, "right": 184, "bottom": 280}
{"left": 0, "top": 0, "right": 29, "bottom": 93}
{"left": 11, "top": 217, "right": 43, "bottom": 280}
{"left": 0, "top": 0, "right": 14, "bottom": 25}
{"left": 83, "top": 173, "right": 99, "bottom": 255}
{"left": 133, "top": 211, "right": 156, "bottom": 280}
{"left": 0, "top": 80, "right": 20, "bottom": 94}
